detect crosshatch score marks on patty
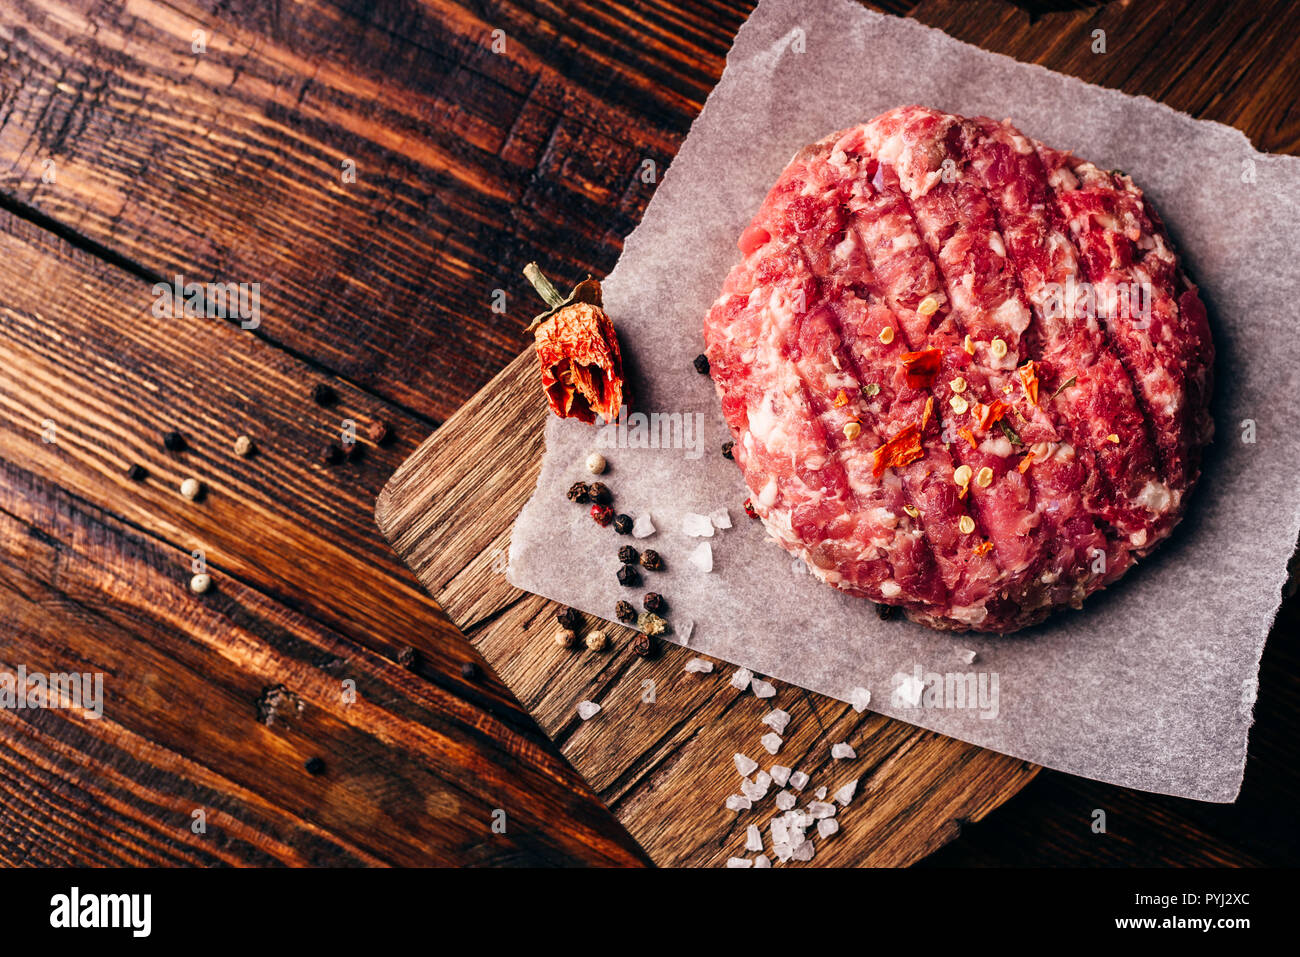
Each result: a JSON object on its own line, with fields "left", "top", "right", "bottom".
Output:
{"left": 704, "top": 105, "right": 1213, "bottom": 633}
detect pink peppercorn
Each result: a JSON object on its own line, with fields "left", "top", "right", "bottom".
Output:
{"left": 590, "top": 504, "right": 614, "bottom": 527}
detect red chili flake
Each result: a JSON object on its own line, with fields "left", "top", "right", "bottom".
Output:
{"left": 590, "top": 504, "right": 614, "bottom": 526}
{"left": 1017, "top": 452, "right": 1035, "bottom": 474}
{"left": 899, "top": 348, "right": 943, "bottom": 389}
{"left": 977, "top": 399, "right": 1010, "bottom": 432}
{"left": 871, "top": 423, "right": 924, "bottom": 478}
{"left": 524, "top": 264, "right": 626, "bottom": 425}
{"left": 833, "top": 389, "right": 849, "bottom": 408}
{"left": 958, "top": 427, "right": 977, "bottom": 449}
{"left": 972, "top": 540, "right": 994, "bottom": 557}
{"left": 920, "top": 395, "right": 935, "bottom": 432}
{"left": 1018, "top": 360, "right": 1040, "bottom": 406}
{"left": 743, "top": 498, "right": 759, "bottom": 519}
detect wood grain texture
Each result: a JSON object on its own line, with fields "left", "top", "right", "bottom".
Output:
{"left": 376, "top": 349, "right": 1040, "bottom": 867}
{"left": 0, "top": 0, "right": 1297, "bottom": 867}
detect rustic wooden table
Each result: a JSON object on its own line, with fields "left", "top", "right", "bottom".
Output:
{"left": 0, "top": 0, "right": 1295, "bottom": 866}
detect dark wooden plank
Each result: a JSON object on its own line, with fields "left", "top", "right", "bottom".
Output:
{"left": 376, "top": 349, "right": 1040, "bottom": 867}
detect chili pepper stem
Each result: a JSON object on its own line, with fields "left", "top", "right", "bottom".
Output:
{"left": 523, "top": 262, "right": 567, "bottom": 310}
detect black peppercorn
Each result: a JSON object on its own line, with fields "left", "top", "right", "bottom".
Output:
{"left": 567, "top": 481, "right": 591, "bottom": 503}
{"left": 618, "top": 545, "right": 639, "bottom": 565}
{"left": 640, "top": 549, "right": 663, "bottom": 571}
{"left": 461, "top": 661, "right": 480, "bottom": 680}
{"left": 875, "top": 602, "right": 898, "bottom": 621}
{"left": 368, "top": 420, "right": 392, "bottom": 445}
{"left": 694, "top": 354, "right": 710, "bottom": 375}
{"left": 396, "top": 646, "right": 419, "bottom": 670}
{"left": 643, "top": 592, "right": 666, "bottom": 614}
{"left": 320, "top": 442, "right": 344, "bottom": 464}
{"left": 311, "top": 383, "right": 337, "bottom": 406}
{"left": 631, "top": 633, "right": 658, "bottom": 658}
{"left": 556, "top": 607, "right": 581, "bottom": 630}
{"left": 162, "top": 430, "right": 186, "bottom": 452}
{"left": 613, "top": 514, "right": 633, "bottom": 534}
{"left": 615, "top": 600, "right": 637, "bottom": 623}
{"left": 126, "top": 463, "right": 148, "bottom": 482}
{"left": 617, "top": 564, "right": 640, "bottom": 587}
{"left": 722, "top": 441, "right": 734, "bottom": 459}
{"left": 304, "top": 756, "right": 326, "bottom": 776}
{"left": 588, "top": 482, "right": 611, "bottom": 505}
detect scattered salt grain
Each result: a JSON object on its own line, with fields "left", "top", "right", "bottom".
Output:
{"left": 754, "top": 770, "right": 772, "bottom": 789}
{"left": 682, "top": 512, "right": 715, "bottom": 537}
{"left": 771, "top": 765, "right": 791, "bottom": 787}
{"left": 957, "top": 648, "right": 978, "bottom": 664}
{"left": 726, "top": 857, "right": 752, "bottom": 868}
{"left": 678, "top": 618, "right": 695, "bottom": 644}
{"left": 792, "top": 841, "right": 815, "bottom": 862}
{"left": 775, "top": 790, "right": 796, "bottom": 811}
{"left": 710, "top": 507, "right": 733, "bottom": 529}
{"left": 770, "top": 818, "right": 789, "bottom": 845}
{"left": 730, "top": 667, "right": 753, "bottom": 691}
{"left": 631, "top": 513, "right": 656, "bottom": 538}
{"left": 746, "top": 825, "right": 763, "bottom": 853}
{"left": 741, "top": 777, "right": 769, "bottom": 802}
{"left": 895, "top": 673, "right": 925, "bottom": 707}
{"left": 815, "top": 786, "right": 828, "bottom": 800}
{"left": 761, "top": 709, "right": 791, "bottom": 734}
{"left": 817, "top": 818, "right": 839, "bottom": 839}
{"left": 788, "top": 823, "right": 806, "bottom": 848}
{"left": 576, "top": 701, "right": 601, "bottom": 720}
{"left": 773, "top": 842, "right": 793, "bottom": 862}
{"left": 831, "top": 742, "right": 856, "bottom": 760}
{"left": 753, "top": 854, "right": 772, "bottom": 868}
{"left": 834, "top": 779, "right": 858, "bottom": 806}
{"left": 734, "top": 752, "right": 759, "bottom": 776}
{"left": 789, "top": 770, "right": 809, "bottom": 791}
{"left": 687, "top": 541, "right": 714, "bottom": 572}
{"left": 808, "top": 801, "right": 836, "bottom": 819}
{"left": 850, "top": 686, "right": 872, "bottom": 713}
{"left": 684, "top": 658, "right": 713, "bottom": 674}
{"left": 760, "top": 732, "right": 783, "bottom": 755}
{"left": 751, "top": 679, "right": 776, "bottom": 699}
{"left": 725, "top": 794, "right": 752, "bottom": 812}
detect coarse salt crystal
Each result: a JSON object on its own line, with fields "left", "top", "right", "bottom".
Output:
{"left": 631, "top": 513, "right": 656, "bottom": 538}
{"left": 725, "top": 794, "right": 752, "bottom": 811}
{"left": 789, "top": 770, "right": 809, "bottom": 791}
{"left": 731, "top": 667, "right": 753, "bottom": 691}
{"left": 896, "top": 673, "right": 925, "bottom": 707}
{"left": 775, "top": 790, "right": 796, "bottom": 811}
{"left": 753, "top": 854, "right": 772, "bottom": 868}
{"left": 754, "top": 770, "right": 772, "bottom": 789}
{"left": 771, "top": 765, "right": 791, "bottom": 787}
{"left": 773, "top": 841, "right": 793, "bottom": 862}
{"left": 808, "top": 801, "right": 836, "bottom": 819}
{"left": 791, "top": 810, "right": 812, "bottom": 830}
{"left": 751, "top": 679, "right": 776, "bottom": 698}
{"left": 741, "top": 777, "right": 769, "bottom": 801}
{"left": 815, "top": 786, "right": 828, "bottom": 800}
{"left": 576, "top": 701, "right": 601, "bottom": 720}
{"left": 710, "top": 507, "right": 732, "bottom": 529}
{"left": 770, "top": 818, "right": 789, "bottom": 845}
{"left": 788, "top": 824, "right": 806, "bottom": 849}
{"left": 687, "top": 541, "right": 713, "bottom": 572}
{"left": 684, "top": 658, "right": 714, "bottom": 674}
{"left": 734, "top": 752, "right": 758, "bottom": 776}
{"left": 834, "top": 779, "right": 858, "bottom": 806}
{"left": 682, "top": 512, "right": 715, "bottom": 537}
{"left": 817, "top": 818, "right": 839, "bottom": 839}
{"left": 725, "top": 857, "right": 752, "bottom": 868}
{"left": 850, "top": 686, "right": 872, "bottom": 712}
{"left": 957, "top": 648, "right": 978, "bottom": 664}
{"left": 679, "top": 618, "right": 695, "bottom": 644}
{"left": 746, "top": 824, "right": 763, "bottom": 852}
{"left": 761, "top": 708, "right": 791, "bottom": 734}
{"left": 761, "top": 732, "right": 782, "bottom": 755}
{"left": 831, "top": 742, "right": 856, "bottom": 760}
{"left": 792, "top": 840, "right": 815, "bottom": 862}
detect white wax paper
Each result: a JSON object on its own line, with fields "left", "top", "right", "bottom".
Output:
{"left": 508, "top": 0, "right": 1300, "bottom": 801}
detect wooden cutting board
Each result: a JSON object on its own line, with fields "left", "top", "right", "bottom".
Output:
{"left": 375, "top": 349, "right": 1039, "bottom": 866}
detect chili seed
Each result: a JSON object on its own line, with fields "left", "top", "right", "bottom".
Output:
{"left": 304, "top": 757, "right": 326, "bottom": 776}
{"left": 722, "top": 441, "right": 734, "bottom": 459}
{"left": 587, "top": 482, "right": 611, "bottom": 504}
{"left": 618, "top": 545, "right": 639, "bottom": 565}
{"left": 320, "top": 443, "right": 343, "bottom": 465}
{"left": 584, "top": 630, "right": 608, "bottom": 652}
{"left": 615, "top": 600, "right": 637, "bottom": 623}
{"left": 126, "top": 463, "right": 148, "bottom": 482}
{"left": 613, "top": 514, "right": 633, "bottom": 534}
{"left": 643, "top": 592, "right": 666, "bottom": 614}
{"left": 640, "top": 549, "right": 662, "bottom": 571}
{"left": 567, "top": 481, "right": 591, "bottom": 503}
{"left": 590, "top": 504, "right": 614, "bottom": 526}
{"left": 311, "top": 383, "right": 337, "bottom": 406}
{"left": 693, "top": 354, "right": 710, "bottom": 375}
{"left": 617, "top": 564, "right": 640, "bottom": 587}
{"left": 631, "top": 633, "right": 657, "bottom": 658}
{"left": 162, "top": 430, "right": 186, "bottom": 452}
{"left": 556, "top": 607, "right": 581, "bottom": 630}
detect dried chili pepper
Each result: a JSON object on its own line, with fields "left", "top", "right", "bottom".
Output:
{"left": 524, "top": 263, "right": 626, "bottom": 424}
{"left": 1018, "top": 360, "right": 1039, "bottom": 406}
{"left": 871, "top": 423, "right": 924, "bottom": 478}
{"left": 977, "top": 399, "right": 1010, "bottom": 432}
{"left": 958, "top": 427, "right": 977, "bottom": 449}
{"left": 899, "top": 348, "right": 943, "bottom": 389}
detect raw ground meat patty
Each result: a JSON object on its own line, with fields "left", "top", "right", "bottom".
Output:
{"left": 703, "top": 105, "right": 1214, "bottom": 633}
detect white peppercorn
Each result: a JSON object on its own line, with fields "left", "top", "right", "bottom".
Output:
{"left": 585, "top": 452, "right": 606, "bottom": 474}
{"left": 189, "top": 573, "right": 212, "bottom": 594}
{"left": 180, "top": 477, "right": 203, "bottom": 500}
{"left": 584, "top": 629, "right": 608, "bottom": 652}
